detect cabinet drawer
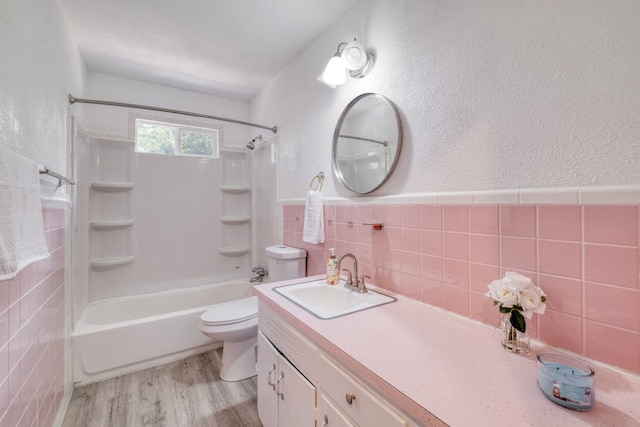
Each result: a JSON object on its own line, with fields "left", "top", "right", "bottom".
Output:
{"left": 318, "top": 353, "right": 407, "bottom": 427}
{"left": 317, "top": 393, "right": 356, "bottom": 427}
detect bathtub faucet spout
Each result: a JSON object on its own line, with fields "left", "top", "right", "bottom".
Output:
{"left": 250, "top": 266, "right": 266, "bottom": 283}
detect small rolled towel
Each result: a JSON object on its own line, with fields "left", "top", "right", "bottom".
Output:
{"left": 302, "top": 190, "right": 324, "bottom": 244}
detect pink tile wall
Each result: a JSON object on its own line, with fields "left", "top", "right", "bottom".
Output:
{"left": 283, "top": 203, "right": 640, "bottom": 374}
{"left": 0, "top": 208, "right": 66, "bottom": 427}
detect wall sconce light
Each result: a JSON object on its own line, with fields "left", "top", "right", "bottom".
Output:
{"left": 317, "top": 39, "right": 375, "bottom": 88}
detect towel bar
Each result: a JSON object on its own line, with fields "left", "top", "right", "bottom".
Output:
{"left": 39, "top": 166, "right": 75, "bottom": 186}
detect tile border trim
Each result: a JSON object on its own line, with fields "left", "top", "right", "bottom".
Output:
{"left": 279, "top": 185, "right": 640, "bottom": 206}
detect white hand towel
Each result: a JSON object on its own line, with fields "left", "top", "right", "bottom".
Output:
{"left": 302, "top": 189, "right": 324, "bottom": 244}
{"left": 0, "top": 149, "right": 50, "bottom": 280}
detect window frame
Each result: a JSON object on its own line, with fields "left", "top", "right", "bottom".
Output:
{"left": 131, "top": 115, "right": 222, "bottom": 159}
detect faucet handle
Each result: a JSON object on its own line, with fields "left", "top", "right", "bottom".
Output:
{"left": 357, "top": 275, "right": 370, "bottom": 292}
{"left": 341, "top": 269, "right": 353, "bottom": 285}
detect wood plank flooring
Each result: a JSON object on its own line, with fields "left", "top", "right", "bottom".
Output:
{"left": 62, "top": 349, "right": 262, "bottom": 427}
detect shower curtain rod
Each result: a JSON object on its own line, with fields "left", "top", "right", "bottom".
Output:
{"left": 68, "top": 94, "right": 278, "bottom": 134}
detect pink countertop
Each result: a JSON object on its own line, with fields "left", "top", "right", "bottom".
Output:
{"left": 254, "top": 276, "right": 640, "bottom": 426}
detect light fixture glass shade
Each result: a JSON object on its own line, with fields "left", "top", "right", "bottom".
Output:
{"left": 317, "top": 39, "right": 375, "bottom": 88}
{"left": 320, "top": 54, "right": 347, "bottom": 86}
{"left": 340, "top": 40, "right": 367, "bottom": 70}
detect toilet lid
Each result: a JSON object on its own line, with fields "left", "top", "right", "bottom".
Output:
{"left": 201, "top": 296, "right": 258, "bottom": 325}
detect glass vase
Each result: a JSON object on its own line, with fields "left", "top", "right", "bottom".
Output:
{"left": 502, "top": 316, "right": 530, "bottom": 354}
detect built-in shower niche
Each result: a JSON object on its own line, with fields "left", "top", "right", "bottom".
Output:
{"left": 88, "top": 138, "right": 135, "bottom": 269}
{"left": 89, "top": 138, "right": 134, "bottom": 183}
{"left": 221, "top": 192, "right": 250, "bottom": 219}
{"left": 219, "top": 149, "right": 251, "bottom": 256}
{"left": 89, "top": 227, "right": 133, "bottom": 268}
{"left": 221, "top": 151, "right": 250, "bottom": 188}
{"left": 89, "top": 188, "right": 133, "bottom": 220}
{"left": 221, "top": 223, "right": 251, "bottom": 255}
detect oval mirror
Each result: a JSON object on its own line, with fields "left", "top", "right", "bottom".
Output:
{"left": 332, "top": 93, "right": 402, "bottom": 194}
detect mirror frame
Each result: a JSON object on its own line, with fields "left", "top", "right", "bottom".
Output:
{"left": 332, "top": 93, "right": 403, "bottom": 194}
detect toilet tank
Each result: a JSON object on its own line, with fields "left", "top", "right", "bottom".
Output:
{"left": 266, "top": 245, "right": 307, "bottom": 282}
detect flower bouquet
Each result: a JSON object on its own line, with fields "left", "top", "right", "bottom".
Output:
{"left": 485, "top": 272, "right": 547, "bottom": 353}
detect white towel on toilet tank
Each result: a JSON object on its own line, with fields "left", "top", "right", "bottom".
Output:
{"left": 0, "top": 148, "right": 50, "bottom": 280}
{"left": 302, "top": 189, "right": 324, "bottom": 244}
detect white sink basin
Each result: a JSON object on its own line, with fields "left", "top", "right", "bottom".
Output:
{"left": 274, "top": 279, "right": 396, "bottom": 319}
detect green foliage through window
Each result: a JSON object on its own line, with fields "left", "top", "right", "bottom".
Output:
{"left": 135, "top": 120, "right": 219, "bottom": 158}
{"left": 182, "top": 131, "right": 214, "bottom": 156}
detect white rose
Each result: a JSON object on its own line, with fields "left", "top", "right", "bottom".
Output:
{"left": 485, "top": 279, "right": 503, "bottom": 301}
{"left": 486, "top": 277, "right": 521, "bottom": 308}
{"left": 521, "top": 285, "right": 547, "bottom": 318}
{"left": 497, "top": 284, "right": 520, "bottom": 308}
{"left": 503, "top": 271, "right": 534, "bottom": 292}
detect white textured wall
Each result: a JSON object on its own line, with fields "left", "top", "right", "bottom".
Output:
{"left": 0, "top": 0, "right": 85, "bottom": 173}
{"left": 82, "top": 72, "right": 252, "bottom": 146}
{"left": 251, "top": 0, "right": 640, "bottom": 199}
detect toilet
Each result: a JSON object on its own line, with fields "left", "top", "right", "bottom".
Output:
{"left": 199, "top": 245, "right": 307, "bottom": 381}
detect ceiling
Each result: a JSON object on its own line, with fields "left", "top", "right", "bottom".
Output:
{"left": 61, "top": 0, "right": 357, "bottom": 101}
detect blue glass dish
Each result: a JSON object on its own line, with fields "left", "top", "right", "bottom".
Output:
{"left": 537, "top": 353, "right": 595, "bottom": 411}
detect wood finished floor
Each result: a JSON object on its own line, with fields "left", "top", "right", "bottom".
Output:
{"left": 62, "top": 349, "right": 262, "bottom": 427}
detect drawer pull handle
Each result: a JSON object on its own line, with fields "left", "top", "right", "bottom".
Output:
{"left": 267, "top": 364, "right": 276, "bottom": 390}
{"left": 321, "top": 414, "right": 329, "bottom": 427}
{"left": 345, "top": 392, "right": 356, "bottom": 405}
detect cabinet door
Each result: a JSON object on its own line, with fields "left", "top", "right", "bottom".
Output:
{"left": 278, "top": 354, "right": 316, "bottom": 427}
{"left": 257, "top": 332, "right": 279, "bottom": 427}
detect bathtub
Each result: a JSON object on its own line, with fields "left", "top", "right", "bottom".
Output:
{"left": 72, "top": 279, "right": 253, "bottom": 384}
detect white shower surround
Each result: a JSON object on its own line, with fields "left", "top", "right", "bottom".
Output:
{"left": 74, "top": 73, "right": 264, "bottom": 314}
{"left": 250, "top": 0, "right": 640, "bottom": 200}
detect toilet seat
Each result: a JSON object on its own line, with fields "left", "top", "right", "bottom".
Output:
{"left": 200, "top": 296, "right": 258, "bottom": 326}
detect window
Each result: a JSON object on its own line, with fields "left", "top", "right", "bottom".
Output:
{"left": 135, "top": 119, "right": 219, "bottom": 158}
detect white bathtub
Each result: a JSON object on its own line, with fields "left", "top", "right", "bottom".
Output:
{"left": 72, "top": 279, "right": 253, "bottom": 384}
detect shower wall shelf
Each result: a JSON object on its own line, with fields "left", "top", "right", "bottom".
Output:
{"left": 86, "top": 138, "right": 135, "bottom": 275}
{"left": 219, "top": 150, "right": 251, "bottom": 258}
{"left": 90, "top": 256, "right": 135, "bottom": 269}
{"left": 220, "top": 216, "right": 250, "bottom": 224}
{"left": 90, "top": 182, "right": 135, "bottom": 191}
{"left": 219, "top": 247, "right": 251, "bottom": 256}
{"left": 220, "top": 185, "right": 250, "bottom": 194}
{"left": 90, "top": 220, "right": 135, "bottom": 230}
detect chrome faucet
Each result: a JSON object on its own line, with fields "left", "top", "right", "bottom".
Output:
{"left": 250, "top": 266, "right": 266, "bottom": 283}
{"left": 337, "top": 253, "right": 368, "bottom": 293}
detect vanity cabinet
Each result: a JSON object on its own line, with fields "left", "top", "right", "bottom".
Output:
{"left": 258, "top": 303, "right": 420, "bottom": 427}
